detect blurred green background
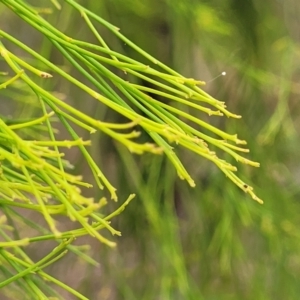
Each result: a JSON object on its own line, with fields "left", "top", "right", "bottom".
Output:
{"left": 1, "top": 0, "right": 300, "bottom": 299}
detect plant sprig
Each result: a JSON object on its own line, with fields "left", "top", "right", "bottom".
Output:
{"left": 0, "top": 0, "right": 262, "bottom": 298}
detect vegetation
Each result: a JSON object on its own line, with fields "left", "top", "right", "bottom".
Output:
{"left": 0, "top": 0, "right": 299, "bottom": 299}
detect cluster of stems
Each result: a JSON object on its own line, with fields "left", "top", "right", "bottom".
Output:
{"left": 0, "top": 0, "right": 261, "bottom": 297}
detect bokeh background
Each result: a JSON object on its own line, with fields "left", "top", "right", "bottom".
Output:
{"left": 1, "top": 0, "right": 300, "bottom": 299}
